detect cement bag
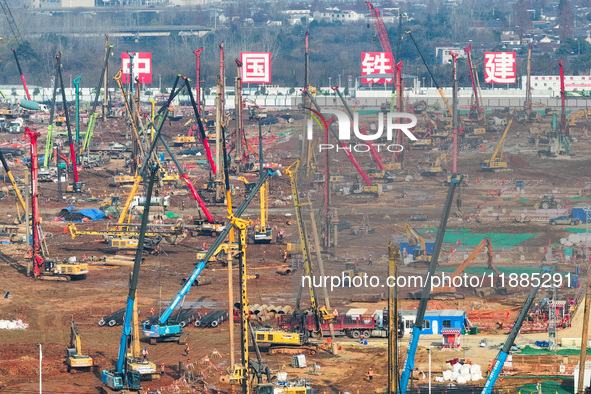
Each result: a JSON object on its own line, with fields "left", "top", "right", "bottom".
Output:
{"left": 455, "top": 375, "right": 467, "bottom": 383}
{"left": 460, "top": 364, "right": 471, "bottom": 375}
{"left": 472, "top": 372, "right": 483, "bottom": 381}
{"left": 452, "top": 363, "right": 462, "bottom": 374}
{"left": 470, "top": 364, "right": 481, "bottom": 374}
{"left": 442, "top": 370, "right": 453, "bottom": 381}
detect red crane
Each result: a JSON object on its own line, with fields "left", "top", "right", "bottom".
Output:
{"left": 12, "top": 48, "right": 31, "bottom": 101}
{"left": 366, "top": 2, "right": 399, "bottom": 103}
{"left": 24, "top": 127, "right": 45, "bottom": 277}
{"left": 464, "top": 45, "right": 484, "bottom": 120}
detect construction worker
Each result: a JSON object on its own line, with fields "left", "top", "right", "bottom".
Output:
{"left": 160, "top": 362, "right": 165, "bottom": 376}
{"left": 283, "top": 250, "right": 288, "bottom": 263}
{"left": 368, "top": 368, "right": 374, "bottom": 382}
{"left": 184, "top": 343, "right": 190, "bottom": 356}
{"left": 360, "top": 331, "right": 365, "bottom": 344}
{"left": 142, "top": 347, "right": 148, "bottom": 361}
{"left": 368, "top": 255, "right": 373, "bottom": 266}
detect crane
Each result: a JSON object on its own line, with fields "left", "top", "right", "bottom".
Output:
{"left": 193, "top": 48, "right": 203, "bottom": 110}
{"left": 43, "top": 60, "right": 60, "bottom": 169}
{"left": 12, "top": 48, "right": 31, "bottom": 101}
{"left": 82, "top": 44, "right": 113, "bottom": 160}
{"left": 399, "top": 174, "right": 463, "bottom": 393}
{"left": 102, "top": 166, "right": 158, "bottom": 391}
{"left": 0, "top": 149, "right": 26, "bottom": 218}
{"left": 481, "top": 265, "right": 555, "bottom": 393}
{"left": 366, "top": 1, "right": 397, "bottom": 111}
{"left": 253, "top": 120, "right": 272, "bottom": 244}
{"left": 284, "top": 158, "right": 324, "bottom": 334}
{"left": 405, "top": 30, "right": 455, "bottom": 121}
{"left": 404, "top": 222, "right": 431, "bottom": 263}
{"left": 143, "top": 170, "right": 274, "bottom": 343}
{"left": 0, "top": 0, "right": 23, "bottom": 45}
{"left": 56, "top": 54, "right": 84, "bottom": 193}
{"left": 25, "top": 127, "right": 89, "bottom": 281}
{"left": 464, "top": 45, "right": 485, "bottom": 121}
{"left": 480, "top": 119, "right": 513, "bottom": 170}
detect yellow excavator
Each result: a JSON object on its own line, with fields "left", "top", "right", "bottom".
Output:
{"left": 404, "top": 222, "right": 431, "bottom": 263}
{"left": 66, "top": 320, "right": 93, "bottom": 372}
{"left": 423, "top": 152, "right": 448, "bottom": 175}
{"left": 480, "top": 119, "right": 512, "bottom": 171}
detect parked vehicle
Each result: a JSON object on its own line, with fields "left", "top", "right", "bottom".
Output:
{"left": 549, "top": 215, "right": 580, "bottom": 225}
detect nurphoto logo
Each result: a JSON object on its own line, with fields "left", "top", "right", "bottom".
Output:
{"left": 305, "top": 108, "right": 418, "bottom": 152}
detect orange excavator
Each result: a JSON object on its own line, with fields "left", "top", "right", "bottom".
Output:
{"left": 427, "top": 237, "right": 506, "bottom": 299}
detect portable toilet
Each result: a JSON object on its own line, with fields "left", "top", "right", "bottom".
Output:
{"left": 291, "top": 354, "right": 307, "bottom": 368}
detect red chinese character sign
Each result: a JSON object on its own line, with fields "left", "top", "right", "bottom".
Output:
{"left": 241, "top": 52, "right": 271, "bottom": 83}
{"left": 121, "top": 52, "right": 152, "bottom": 84}
{"left": 484, "top": 52, "right": 516, "bottom": 84}
{"left": 361, "top": 52, "right": 393, "bottom": 83}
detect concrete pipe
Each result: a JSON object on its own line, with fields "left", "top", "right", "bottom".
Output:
{"left": 276, "top": 268, "right": 293, "bottom": 275}
{"left": 268, "top": 305, "right": 278, "bottom": 314}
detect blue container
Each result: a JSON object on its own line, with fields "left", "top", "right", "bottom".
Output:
{"left": 571, "top": 275, "right": 579, "bottom": 288}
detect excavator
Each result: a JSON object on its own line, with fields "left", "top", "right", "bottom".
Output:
{"left": 230, "top": 175, "right": 256, "bottom": 193}
{"left": 422, "top": 152, "right": 448, "bottom": 176}
{"left": 425, "top": 237, "right": 506, "bottom": 299}
{"left": 404, "top": 222, "right": 431, "bottom": 263}
{"left": 480, "top": 119, "right": 512, "bottom": 171}
{"left": 66, "top": 320, "right": 93, "bottom": 373}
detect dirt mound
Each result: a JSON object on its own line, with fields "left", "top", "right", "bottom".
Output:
{"left": 508, "top": 155, "right": 530, "bottom": 168}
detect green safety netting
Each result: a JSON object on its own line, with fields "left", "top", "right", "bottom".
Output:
{"left": 516, "top": 379, "right": 573, "bottom": 394}
{"left": 565, "top": 227, "right": 590, "bottom": 233}
{"left": 355, "top": 110, "right": 381, "bottom": 115}
{"left": 517, "top": 345, "right": 591, "bottom": 355}
{"left": 503, "top": 198, "right": 511, "bottom": 201}
{"left": 277, "top": 129, "right": 296, "bottom": 137}
{"left": 414, "top": 229, "right": 540, "bottom": 248}
{"left": 519, "top": 198, "right": 531, "bottom": 202}
{"left": 568, "top": 196, "right": 591, "bottom": 200}
{"left": 166, "top": 212, "right": 181, "bottom": 218}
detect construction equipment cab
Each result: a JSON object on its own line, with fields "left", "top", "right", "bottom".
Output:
{"left": 196, "top": 242, "right": 239, "bottom": 264}
{"left": 66, "top": 181, "right": 86, "bottom": 193}
{"left": 66, "top": 320, "right": 93, "bottom": 372}
{"left": 255, "top": 385, "right": 312, "bottom": 394}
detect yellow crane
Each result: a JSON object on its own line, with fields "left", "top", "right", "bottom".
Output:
{"left": 404, "top": 222, "right": 431, "bottom": 263}
{"left": 480, "top": 119, "right": 512, "bottom": 171}
{"left": 66, "top": 320, "right": 93, "bottom": 372}
{"left": 127, "top": 288, "right": 160, "bottom": 381}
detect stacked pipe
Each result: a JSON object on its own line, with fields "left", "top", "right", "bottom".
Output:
{"left": 194, "top": 310, "right": 229, "bottom": 328}
{"left": 98, "top": 308, "right": 126, "bottom": 327}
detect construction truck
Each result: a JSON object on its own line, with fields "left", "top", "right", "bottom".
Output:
{"left": 367, "top": 169, "right": 395, "bottom": 183}
{"left": 480, "top": 120, "right": 512, "bottom": 171}
{"left": 66, "top": 320, "right": 93, "bottom": 373}
{"left": 280, "top": 309, "right": 404, "bottom": 340}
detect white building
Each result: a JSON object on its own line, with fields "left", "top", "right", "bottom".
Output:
{"left": 435, "top": 46, "right": 467, "bottom": 65}
{"left": 521, "top": 74, "right": 591, "bottom": 97}
{"left": 312, "top": 9, "right": 364, "bottom": 23}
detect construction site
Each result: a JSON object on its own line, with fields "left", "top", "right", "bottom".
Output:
{"left": 3, "top": 1, "right": 591, "bottom": 394}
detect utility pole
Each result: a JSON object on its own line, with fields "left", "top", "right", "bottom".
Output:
{"left": 102, "top": 35, "right": 109, "bottom": 122}
{"left": 388, "top": 243, "right": 400, "bottom": 394}
{"left": 525, "top": 43, "right": 532, "bottom": 113}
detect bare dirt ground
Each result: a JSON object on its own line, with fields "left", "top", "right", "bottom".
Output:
{"left": 0, "top": 111, "right": 589, "bottom": 392}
